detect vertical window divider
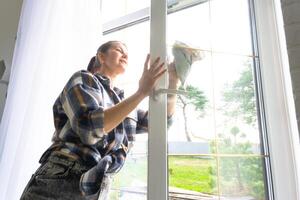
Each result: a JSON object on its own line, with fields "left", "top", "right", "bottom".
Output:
{"left": 148, "top": 0, "right": 168, "bottom": 200}
{"left": 248, "top": 0, "right": 275, "bottom": 199}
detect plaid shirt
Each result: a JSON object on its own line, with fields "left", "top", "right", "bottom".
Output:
{"left": 40, "top": 70, "right": 172, "bottom": 198}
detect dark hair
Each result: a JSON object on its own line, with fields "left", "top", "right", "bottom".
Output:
{"left": 87, "top": 56, "right": 96, "bottom": 72}
{"left": 87, "top": 40, "right": 126, "bottom": 72}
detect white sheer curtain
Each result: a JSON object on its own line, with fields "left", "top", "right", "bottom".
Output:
{"left": 0, "top": 0, "right": 102, "bottom": 199}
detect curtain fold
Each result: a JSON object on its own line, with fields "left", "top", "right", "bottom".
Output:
{"left": 0, "top": 0, "right": 102, "bottom": 199}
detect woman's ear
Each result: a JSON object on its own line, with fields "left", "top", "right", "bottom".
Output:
{"left": 98, "top": 53, "right": 106, "bottom": 65}
{"left": 93, "top": 55, "right": 99, "bottom": 67}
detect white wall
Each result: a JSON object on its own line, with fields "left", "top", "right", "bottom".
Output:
{"left": 0, "top": 0, "right": 23, "bottom": 121}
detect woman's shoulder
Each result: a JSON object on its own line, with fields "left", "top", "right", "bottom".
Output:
{"left": 71, "top": 69, "right": 93, "bottom": 78}
{"left": 65, "top": 70, "right": 102, "bottom": 90}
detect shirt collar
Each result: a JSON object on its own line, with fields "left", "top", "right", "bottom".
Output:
{"left": 94, "top": 73, "right": 124, "bottom": 99}
{"left": 94, "top": 73, "right": 111, "bottom": 88}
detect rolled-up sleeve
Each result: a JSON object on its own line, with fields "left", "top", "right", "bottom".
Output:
{"left": 136, "top": 109, "right": 174, "bottom": 133}
{"left": 60, "top": 71, "right": 106, "bottom": 145}
{"left": 136, "top": 109, "right": 148, "bottom": 133}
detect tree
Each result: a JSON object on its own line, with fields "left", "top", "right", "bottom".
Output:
{"left": 176, "top": 85, "right": 208, "bottom": 141}
{"left": 210, "top": 62, "right": 265, "bottom": 200}
{"left": 223, "top": 63, "right": 256, "bottom": 126}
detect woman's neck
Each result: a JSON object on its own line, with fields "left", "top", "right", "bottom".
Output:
{"left": 96, "top": 70, "right": 116, "bottom": 88}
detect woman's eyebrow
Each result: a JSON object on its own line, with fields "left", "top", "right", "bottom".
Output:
{"left": 118, "top": 47, "right": 128, "bottom": 54}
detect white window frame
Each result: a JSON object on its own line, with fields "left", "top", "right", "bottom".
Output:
{"left": 101, "top": 0, "right": 300, "bottom": 199}
{"left": 253, "top": 0, "right": 300, "bottom": 199}
{"left": 148, "top": 1, "right": 168, "bottom": 199}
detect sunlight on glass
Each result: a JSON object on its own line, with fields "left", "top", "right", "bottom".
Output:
{"left": 109, "top": 137, "right": 148, "bottom": 200}
{"left": 167, "top": 2, "right": 211, "bottom": 52}
{"left": 211, "top": 0, "right": 253, "bottom": 55}
{"left": 102, "top": 0, "right": 150, "bottom": 23}
{"left": 102, "top": 0, "right": 268, "bottom": 199}
{"left": 218, "top": 157, "right": 266, "bottom": 200}
{"left": 103, "top": 21, "right": 149, "bottom": 200}
{"left": 167, "top": 0, "right": 267, "bottom": 199}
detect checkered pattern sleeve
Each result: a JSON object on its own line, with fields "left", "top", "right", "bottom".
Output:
{"left": 60, "top": 70, "right": 106, "bottom": 145}
{"left": 136, "top": 109, "right": 174, "bottom": 133}
{"left": 136, "top": 109, "right": 148, "bottom": 133}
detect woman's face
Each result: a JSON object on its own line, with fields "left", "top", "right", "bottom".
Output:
{"left": 98, "top": 42, "right": 128, "bottom": 76}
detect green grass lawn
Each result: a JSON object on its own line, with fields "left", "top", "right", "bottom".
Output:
{"left": 111, "top": 155, "right": 264, "bottom": 200}
{"left": 168, "top": 156, "right": 216, "bottom": 194}
{"left": 111, "top": 155, "right": 215, "bottom": 194}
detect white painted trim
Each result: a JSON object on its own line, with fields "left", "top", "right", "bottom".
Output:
{"left": 254, "top": 0, "right": 300, "bottom": 199}
{"left": 102, "top": 0, "right": 208, "bottom": 35}
{"left": 102, "top": 7, "right": 149, "bottom": 34}
{"left": 148, "top": 0, "right": 168, "bottom": 199}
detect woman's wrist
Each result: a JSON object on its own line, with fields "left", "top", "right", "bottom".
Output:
{"left": 135, "top": 89, "right": 148, "bottom": 100}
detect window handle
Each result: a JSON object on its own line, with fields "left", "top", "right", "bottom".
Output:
{"left": 152, "top": 88, "right": 188, "bottom": 101}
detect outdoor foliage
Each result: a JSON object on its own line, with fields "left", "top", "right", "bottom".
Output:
{"left": 210, "top": 131, "right": 265, "bottom": 200}
{"left": 111, "top": 63, "right": 266, "bottom": 200}
{"left": 170, "top": 62, "right": 265, "bottom": 199}
{"left": 209, "top": 62, "right": 265, "bottom": 200}
{"left": 176, "top": 85, "right": 208, "bottom": 141}
{"left": 223, "top": 62, "right": 257, "bottom": 126}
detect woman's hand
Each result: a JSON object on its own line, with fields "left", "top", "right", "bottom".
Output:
{"left": 137, "top": 54, "right": 167, "bottom": 97}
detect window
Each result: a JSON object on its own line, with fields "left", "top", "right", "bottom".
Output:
{"left": 166, "top": 0, "right": 271, "bottom": 199}
{"left": 102, "top": 19, "right": 150, "bottom": 199}
{"left": 101, "top": 0, "right": 298, "bottom": 199}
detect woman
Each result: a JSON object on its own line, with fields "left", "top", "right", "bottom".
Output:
{"left": 20, "top": 41, "right": 179, "bottom": 200}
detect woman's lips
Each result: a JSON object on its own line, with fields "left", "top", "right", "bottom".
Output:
{"left": 120, "top": 59, "right": 127, "bottom": 64}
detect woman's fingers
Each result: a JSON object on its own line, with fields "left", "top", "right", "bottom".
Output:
{"left": 144, "top": 54, "right": 150, "bottom": 71}
{"left": 144, "top": 55, "right": 161, "bottom": 71}
{"left": 138, "top": 55, "right": 168, "bottom": 96}
{"left": 153, "top": 62, "right": 165, "bottom": 75}
{"left": 154, "top": 68, "right": 167, "bottom": 79}
{"left": 144, "top": 54, "right": 160, "bottom": 71}
{"left": 143, "top": 54, "right": 166, "bottom": 78}
{"left": 148, "top": 56, "right": 166, "bottom": 80}
{"left": 150, "top": 57, "right": 161, "bottom": 70}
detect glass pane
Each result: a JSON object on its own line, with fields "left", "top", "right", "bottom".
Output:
{"left": 103, "top": 21, "right": 149, "bottom": 199}
{"left": 167, "top": 52, "right": 216, "bottom": 146}
{"left": 167, "top": 0, "right": 213, "bottom": 144}
{"left": 102, "top": 0, "right": 271, "bottom": 198}
{"left": 166, "top": 0, "right": 269, "bottom": 199}
{"left": 109, "top": 136, "right": 148, "bottom": 200}
{"left": 211, "top": 53, "right": 261, "bottom": 155}
{"left": 210, "top": 0, "right": 253, "bottom": 55}
{"left": 218, "top": 157, "right": 267, "bottom": 200}
{"left": 103, "top": 21, "right": 150, "bottom": 95}
{"left": 167, "top": 0, "right": 211, "bottom": 53}
{"left": 167, "top": 1, "right": 218, "bottom": 198}
{"left": 102, "top": 0, "right": 150, "bottom": 23}
{"left": 168, "top": 156, "right": 219, "bottom": 198}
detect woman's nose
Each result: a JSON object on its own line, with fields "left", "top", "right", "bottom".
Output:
{"left": 122, "top": 53, "right": 128, "bottom": 59}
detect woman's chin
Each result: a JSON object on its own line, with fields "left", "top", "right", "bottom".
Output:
{"left": 119, "top": 65, "right": 127, "bottom": 73}
{"left": 116, "top": 68, "right": 126, "bottom": 75}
